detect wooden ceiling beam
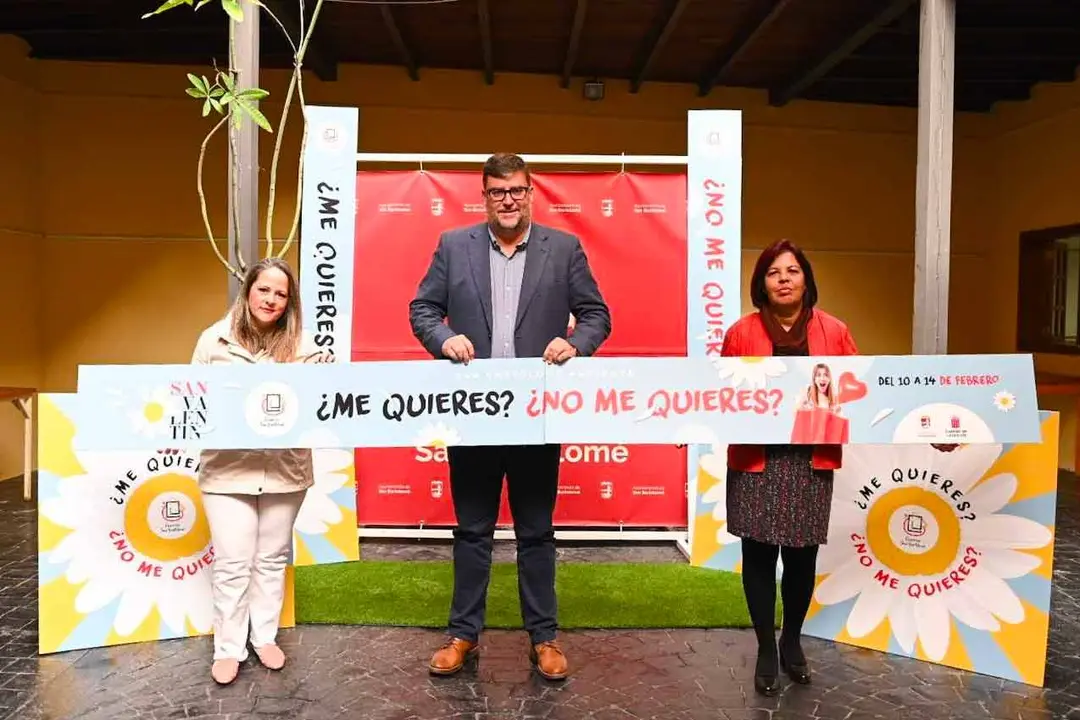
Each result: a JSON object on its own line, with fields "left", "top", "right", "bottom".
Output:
{"left": 478, "top": 0, "right": 494, "bottom": 84}
{"left": 380, "top": 3, "right": 419, "bottom": 82}
{"left": 697, "top": 0, "right": 796, "bottom": 97}
{"left": 560, "top": 0, "right": 588, "bottom": 89}
{"left": 769, "top": 0, "right": 915, "bottom": 107}
{"left": 630, "top": 0, "right": 693, "bottom": 94}
{"left": 263, "top": 0, "right": 337, "bottom": 82}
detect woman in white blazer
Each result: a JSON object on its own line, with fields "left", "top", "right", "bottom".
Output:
{"left": 191, "top": 257, "right": 331, "bottom": 685}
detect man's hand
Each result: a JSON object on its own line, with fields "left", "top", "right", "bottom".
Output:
{"left": 543, "top": 337, "right": 578, "bottom": 365}
{"left": 441, "top": 334, "right": 475, "bottom": 364}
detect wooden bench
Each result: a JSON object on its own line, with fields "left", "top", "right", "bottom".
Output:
{"left": 0, "top": 387, "right": 35, "bottom": 501}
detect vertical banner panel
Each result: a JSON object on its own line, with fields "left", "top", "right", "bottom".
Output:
{"left": 685, "top": 110, "right": 744, "bottom": 551}
{"left": 296, "top": 106, "right": 361, "bottom": 564}
{"left": 299, "top": 106, "right": 359, "bottom": 362}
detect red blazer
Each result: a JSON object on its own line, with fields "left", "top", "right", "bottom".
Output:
{"left": 721, "top": 309, "right": 859, "bottom": 473}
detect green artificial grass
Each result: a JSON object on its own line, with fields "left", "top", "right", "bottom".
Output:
{"left": 294, "top": 560, "right": 762, "bottom": 629}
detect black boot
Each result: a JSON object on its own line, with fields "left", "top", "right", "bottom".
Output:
{"left": 778, "top": 633, "right": 810, "bottom": 684}
{"left": 754, "top": 640, "right": 780, "bottom": 696}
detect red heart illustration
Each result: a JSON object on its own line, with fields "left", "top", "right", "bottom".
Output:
{"left": 836, "top": 371, "right": 867, "bottom": 404}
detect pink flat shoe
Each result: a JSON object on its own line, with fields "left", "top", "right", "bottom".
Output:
{"left": 254, "top": 644, "right": 286, "bottom": 670}
{"left": 211, "top": 659, "right": 239, "bottom": 685}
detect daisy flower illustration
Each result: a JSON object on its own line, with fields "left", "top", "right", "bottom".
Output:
{"left": 696, "top": 450, "right": 742, "bottom": 548}
{"left": 813, "top": 443, "right": 1052, "bottom": 662}
{"left": 120, "top": 387, "right": 180, "bottom": 439}
{"left": 993, "top": 390, "right": 1017, "bottom": 413}
{"left": 711, "top": 356, "right": 787, "bottom": 388}
{"left": 413, "top": 422, "right": 462, "bottom": 449}
{"left": 294, "top": 429, "right": 354, "bottom": 536}
{"left": 40, "top": 448, "right": 214, "bottom": 639}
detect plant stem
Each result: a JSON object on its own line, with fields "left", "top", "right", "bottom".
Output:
{"left": 256, "top": 1, "right": 298, "bottom": 55}
{"left": 265, "top": 0, "right": 326, "bottom": 257}
{"left": 198, "top": 116, "right": 241, "bottom": 279}
{"left": 276, "top": 73, "right": 308, "bottom": 260}
{"left": 227, "top": 18, "right": 245, "bottom": 271}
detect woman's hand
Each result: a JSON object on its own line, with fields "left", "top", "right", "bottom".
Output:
{"left": 304, "top": 351, "right": 336, "bottom": 364}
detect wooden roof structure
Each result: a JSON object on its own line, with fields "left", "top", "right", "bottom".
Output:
{"left": 4, "top": 0, "right": 1079, "bottom": 113}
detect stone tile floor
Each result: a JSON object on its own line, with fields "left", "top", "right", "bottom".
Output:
{"left": 1, "top": 476, "right": 1078, "bottom": 719}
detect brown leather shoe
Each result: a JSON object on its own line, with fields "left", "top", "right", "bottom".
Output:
{"left": 428, "top": 637, "right": 478, "bottom": 676}
{"left": 529, "top": 640, "right": 568, "bottom": 680}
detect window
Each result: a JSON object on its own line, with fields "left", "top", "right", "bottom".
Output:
{"left": 1017, "top": 224, "right": 1080, "bottom": 354}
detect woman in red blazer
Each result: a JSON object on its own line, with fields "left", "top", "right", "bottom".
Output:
{"left": 721, "top": 239, "right": 857, "bottom": 697}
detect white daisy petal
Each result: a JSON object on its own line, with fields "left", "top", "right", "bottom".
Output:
{"left": 963, "top": 515, "right": 1053, "bottom": 550}
{"left": 942, "top": 583, "right": 1002, "bottom": 632}
{"left": 295, "top": 490, "right": 344, "bottom": 535}
{"left": 913, "top": 593, "right": 952, "bottom": 662}
{"left": 700, "top": 480, "right": 725, "bottom": 506}
{"left": 977, "top": 548, "right": 1043, "bottom": 579}
{"left": 964, "top": 566, "right": 1026, "bottom": 623}
{"left": 933, "top": 444, "right": 1003, "bottom": 493}
{"left": 157, "top": 586, "right": 192, "bottom": 635}
{"left": 964, "top": 473, "right": 1018, "bottom": 515}
{"left": 888, "top": 597, "right": 918, "bottom": 653}
{"left": 715, "top": 528, "right": 741, "bottom": 545}
{"left": 845, "top": 581, "right": 893, "bottom": 637}
{"left": 74, "top": 577, "right": 122, "bottom": 615}
{"left": 813, "top": 558, "right": 869, "bottom": 605}
{"left": 114, "top": 587, "right": 155, "bottom": 636}
{"left": 698, "top": 453, "right": 727, "bottom": 484}
{"left": 815, "top": 539, "right": 854, "bottom": 575}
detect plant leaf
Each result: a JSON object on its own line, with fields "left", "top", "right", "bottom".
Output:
{"left": 209, "top": 86, "right": 225, "bottom": 98}
{"left": 194, "top": 0, "right": 214, "bottom": 8}
{"left": 221, "top": 0, "right": 243, "bottom": 22}
{"left": 186, "top": 73, "right": 208, "bottom": 95}
{"left": 185, "top": 87, "right": 204, "bottom": 98}
{"left": 219, "top": 72, "right": 235, "bottom": 92}
{"left": 236, "top": 98, "right": 274, "bottom": 133}
{"left": 202, "top": 99, "right": 212, "bottom": 117}
{"left": 209, "top": 98, "right": 224, "bottom": 113}
{"left": 219, "top": 92, "right": 234, "bottom": 106}
{"left": 237, "top": 87, "right": 270, "bottom": 101}
{"left": 141, "top": 0, "right": 192, "bottom": 19}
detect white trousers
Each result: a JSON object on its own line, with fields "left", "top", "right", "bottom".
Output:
{"left": 202, "top": 490, "right": 307, "bottom": 661}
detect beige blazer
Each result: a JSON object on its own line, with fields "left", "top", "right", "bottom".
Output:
{"left": 191, "top": 316, "right": 324, "bottom": 496}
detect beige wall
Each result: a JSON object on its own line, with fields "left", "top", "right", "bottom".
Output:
{"left": 0, "top": 33, "right": 1077, "bottom": 476}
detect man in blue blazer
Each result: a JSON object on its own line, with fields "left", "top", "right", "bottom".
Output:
{"left": 409, "top": 153, "right": 611, "bottom": 680}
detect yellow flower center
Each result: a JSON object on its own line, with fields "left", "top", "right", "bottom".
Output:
{"left": 143, "top": 402, "right": 165, "bottom": 423}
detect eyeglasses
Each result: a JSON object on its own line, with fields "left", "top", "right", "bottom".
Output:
{"left": 485, "top": 186, "right": 531, "bottom": 202}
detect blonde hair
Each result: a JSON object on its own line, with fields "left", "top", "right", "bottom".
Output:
{"left": 229, "top": 257, "right": 303, "bottom": 363}
{"left": 807, "top": 363, "right": 837, "bottom": 408}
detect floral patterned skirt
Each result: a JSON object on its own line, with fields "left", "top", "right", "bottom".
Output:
{"left": 726, "top": 445, "right": 834, "bottom": 548}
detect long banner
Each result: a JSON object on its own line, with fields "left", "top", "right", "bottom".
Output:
{"left": 74, "top": 354, "right": 1038, "bottom": 451}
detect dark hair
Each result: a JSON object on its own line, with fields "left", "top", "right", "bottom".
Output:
{"left": 482, "top": 152, "right": 530, "bottom": 188}
{"left": 749, "top": 239, "right": 818, "bottom": 310}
